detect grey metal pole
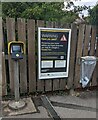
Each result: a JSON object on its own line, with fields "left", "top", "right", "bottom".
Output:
{"left": 14, "top": 60, "right": 20, "bottom": 101}
{"left": 8, "top": 60, "right": 26, "bottom": 110}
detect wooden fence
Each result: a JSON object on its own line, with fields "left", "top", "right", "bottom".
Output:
{"left": 1, "top": 17, "right": 98, "bottom": 96}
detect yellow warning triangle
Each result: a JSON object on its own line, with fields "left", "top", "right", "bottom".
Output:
{"left": 60, "top": 35, "right": 67, "bottom": 41}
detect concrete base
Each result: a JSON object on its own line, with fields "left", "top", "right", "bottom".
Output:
{"left": 8, "top": 100, "right": 26, "bottom": 110}
{"left": 2, "top": 97, "right": 37, "bottom": 116}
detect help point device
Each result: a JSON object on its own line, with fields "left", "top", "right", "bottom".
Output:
{"left": 8, "top": 41, "right": 26, "bottom": 110}
{"left": 8, "top": 41, "right": 25, "bottom": 60}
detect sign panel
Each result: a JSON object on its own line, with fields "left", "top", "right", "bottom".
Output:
{"left": 38, "top": 27, "right": 71, "bottom": 79}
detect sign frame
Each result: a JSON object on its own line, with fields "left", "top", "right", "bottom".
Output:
{"left": 38, "top": 27, "right": 71, "bottom": 80}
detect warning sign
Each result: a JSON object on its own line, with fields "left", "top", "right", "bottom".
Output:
{"left": 38, "top": 27, "right": 71, "bottom": 79}
{"left": 60, "top": 35, "right": 67, "bottom": 41}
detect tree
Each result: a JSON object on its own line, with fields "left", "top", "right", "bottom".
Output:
{"left": 88, "top": 4, "right": 98, "bottom": 25}
{"left": 0, "top": 2, "right": 2, "bottom": 17}
{"left": 2, "top": 2, "right": 78, "bottom": 24}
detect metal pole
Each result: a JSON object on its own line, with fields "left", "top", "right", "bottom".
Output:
{"left": 14, "top": 60, "right": 20, "bottom": 101}
{"left": 8, "top": 60, "right": 26, "bottom": 110}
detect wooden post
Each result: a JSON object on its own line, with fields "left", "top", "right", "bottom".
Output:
{"left": 91, "top": 26, "right": 97, "bottom": 86}
{"left": 82, "top": 25, "right": 92, "bottom": 87}
{"left": 37, "top": 20, "right": 45, "bottom": 92}
{"left": 44, "top": 21, "right": 53, "bottom": 92}
{"left": 17, "top": 18, "right": 27, "bottom": 93}
{"left": 67, "top": 24, "right": 78, "bottom": 90}
{"left": 74, "top": 24, "right": 85, "bottom": 88}
{"left": 0, "top": 17, "right": 2, "bottom": 97}
{"left": 83, "top": 25, "right": 91, "bottom": 56}
{"left": 53, "top": 22, "right": 60, "bottom": 91}
{"left": 59, "top": 23, "right": 68, "bottom": 91}
{"left": 27, "top": 19, "right": 36, "bottom": 93}
{"left": 2, "top": 52, "right": 7, "bottom": 96}
{"left": 6, "top": 18, "right": 15, "bottom": 94}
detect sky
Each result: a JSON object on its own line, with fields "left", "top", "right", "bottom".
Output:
{"left": 74, "top": 0, "right": 97, "bottom": 7}
{"left": 64, "top": 0, "right": 98, "bottom": 17}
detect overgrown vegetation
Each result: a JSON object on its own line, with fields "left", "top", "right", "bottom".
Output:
{"left": 1, "top": 2, "right": 98, "bottom": 25}
{"left": 2, "top": 2, "right": 78, "bottom": 23}
{"left": 88, "top": 4, "right": 98, "bottom": 25}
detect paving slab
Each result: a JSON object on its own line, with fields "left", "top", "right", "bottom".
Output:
{"left": 2, "top": 97, "right": 37, "bottom": 116}
{"left": 1, "top": 90, "right": 97, "bottom": 119}
{"left": 54, "top": 106, "right": 96, "bottom": 118}
{"left": 48, "top": 91, "right": 96, "bottom": 109}
{"left": 3, "top": 106, "right": 50, "bottom": 118}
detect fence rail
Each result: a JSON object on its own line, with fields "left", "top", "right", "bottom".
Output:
{"left": 1, "top": 17, "right": 98, "bottom": 96}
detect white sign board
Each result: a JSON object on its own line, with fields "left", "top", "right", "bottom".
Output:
{"left": 38, "top": 27, "right": 71, "bottom": 79}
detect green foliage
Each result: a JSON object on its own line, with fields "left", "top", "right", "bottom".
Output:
{"left": 2, "top": 3, "right": 31, "bottom": 18}
{"left": 88, "top": 4, "right": 98, "bottom": 25}
{"left": 2, "top": 2, "right": 78, "bottom": 24}
{"left": 61, "top": 11, "right": 78, "bottom": 23}
{"left": 0, "top": 2, "right": 2, "bottom": 17}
